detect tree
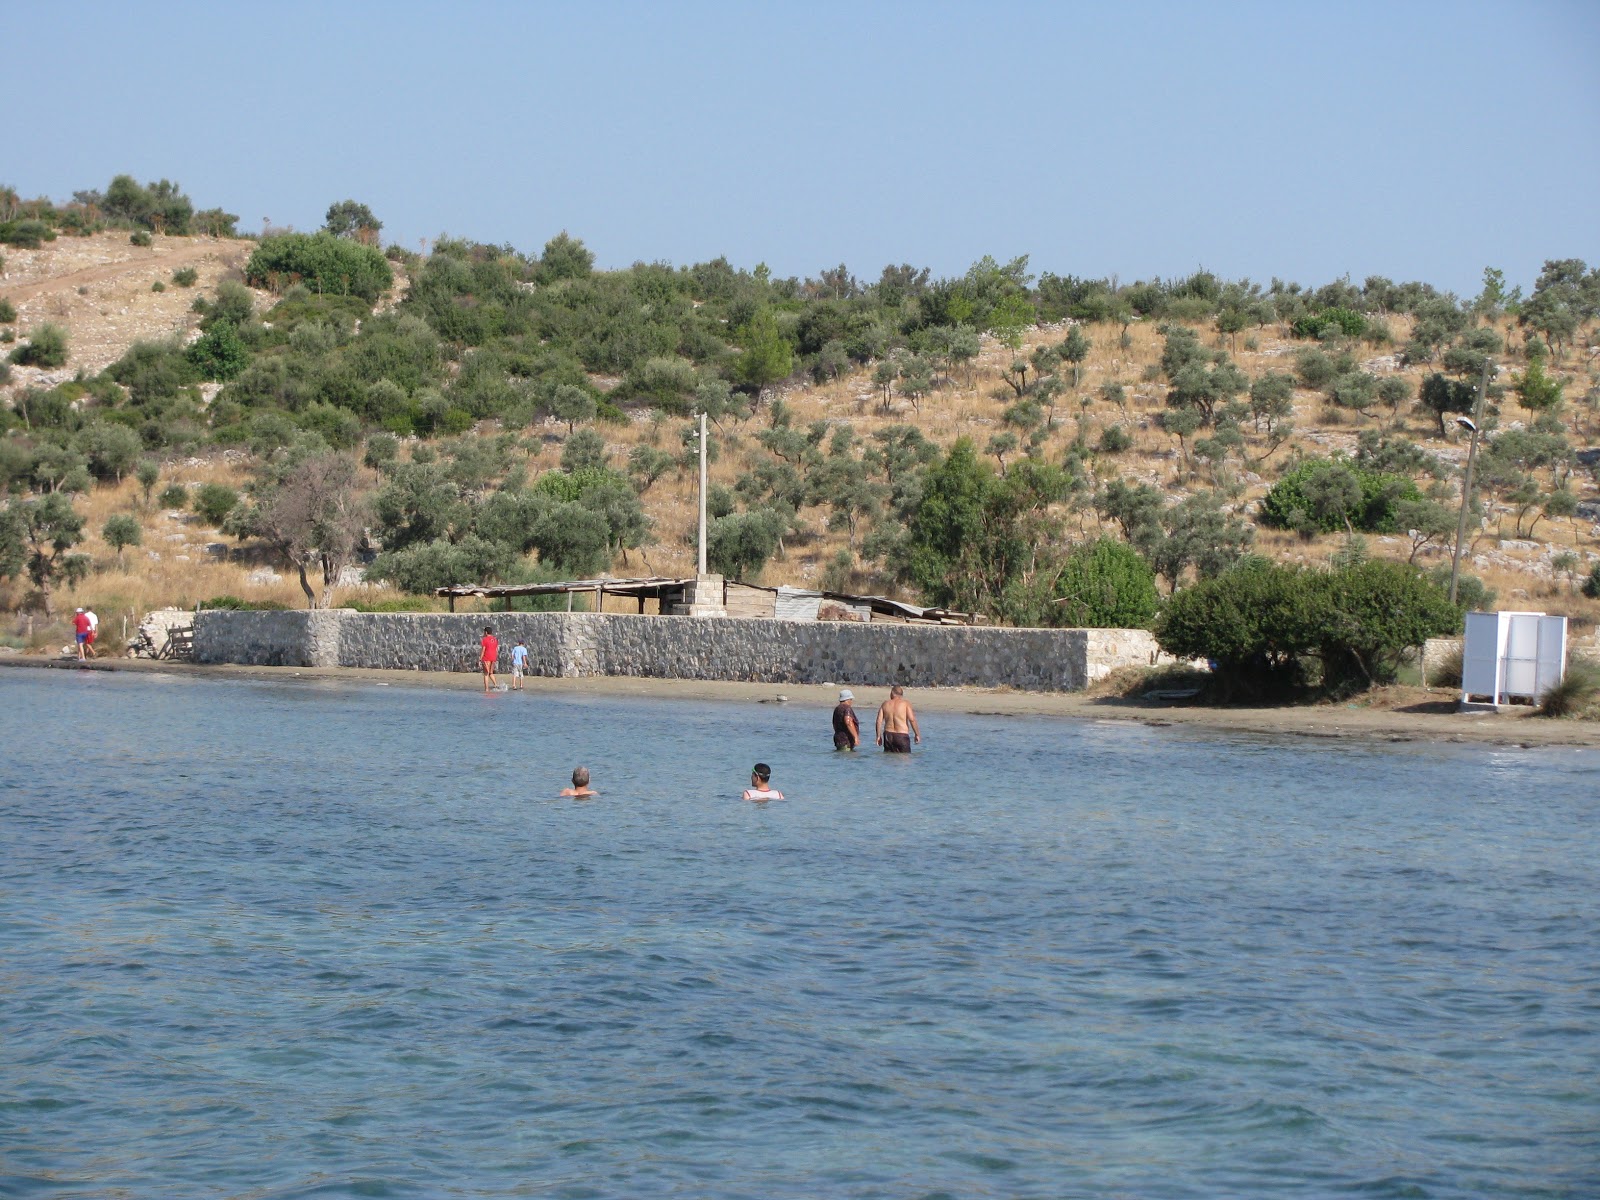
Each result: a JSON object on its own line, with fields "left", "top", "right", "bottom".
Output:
{"left": 5, "top": 494, "right": 89, "bottom": 614}
{"left": 1149, "top": 492, "right": 1253, "bottom": 588}
{"left": 1391, "top": 498, "right": 1455, "bottom": 563}
{"left": 872, "top": 360, "right": 898, "bottom": 410}
{"left": 550, "top": 384, "right": 597, "bottom": 434}
{"left": 735, "top": 307, "right": 794, "bottom": 408}
{"left": 8, "top": 323, "right": 68, "bottom": 368}
{"left": 79, "top": 422, "right": 143, "bottom": 482}
{"left": 560, "top": 427, "right": 608, "bottom": 473}
{"left": 194, "top": 483, "right": 240, "bottom": 527}
{"left": 324, "top": 200, "right": 382, "bottom": 242}
{"left": 1051, "top": 537, "right": 1159, "bottom": 628}
{"left": 1514, "top": 359, "right": 1564, "bottom": 413}
{"left": 707, "top": 508, "right": 786, "bottom": 580}
{"left": 187, "top": 321, "right": 249, "bottom": 381}
{"left": 244, "top": 232, "right": 393, "bottom": 303}
{"left": 102, "top": 513, "right": 142, "bottom": 565}
{"left": 1059, "top": 325, "right": 1091, "bottom": 387}
{"left": 135, "top": 460, "right": 161, "bottom": 510}
{"left": 538, "top": 231, "right": 595, "bottom": 282}
{"left": 237, "top": 454, "right": 369, "bottom": 608}
{"left": 1157, "top": 406, "right": 1201, "bottom": 476}
{"left": 1248, "top": 372, "right": 1295, "bottom": 433}
{"left": 1418, "top": 372, "right": 1477, "bottom": 437}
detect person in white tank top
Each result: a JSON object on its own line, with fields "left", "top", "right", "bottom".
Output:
{"left": 742, "top": 763, "right": 784, "bottom": 802}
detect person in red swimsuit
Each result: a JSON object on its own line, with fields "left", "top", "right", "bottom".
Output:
{"left": 72, "top": 609, "right": 92, "bottom": 660}
{"left": 479, "top": 626, "right": 499, "bottom": 692}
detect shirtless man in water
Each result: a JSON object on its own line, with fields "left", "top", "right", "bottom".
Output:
{"left": 874, "top": 685, "right": 921, "bottom": 753}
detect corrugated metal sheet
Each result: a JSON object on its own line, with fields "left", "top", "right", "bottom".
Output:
{"left": 774, "top": 586, "right": 823, "bottom": 622}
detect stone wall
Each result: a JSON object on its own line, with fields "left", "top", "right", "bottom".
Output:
{"left": 193, "top": 609, "right": 1173, "bottom": 692}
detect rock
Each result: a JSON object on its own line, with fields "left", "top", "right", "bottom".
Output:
{"left": 247, "top": 567, "right": 283, "bottom": 585}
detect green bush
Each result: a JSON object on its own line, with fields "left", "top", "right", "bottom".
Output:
{"left": 0, "top": 298, "right": 16, "bottom": 324}
{"left": 193, "top": 483, "right": 239, "bottom": 526}
{"left": 0, "top": 219, "right": 55, "bottom": 248}
{"left": 1097, "top": 425, "right": 1133, "bottom": 454}
{"left": 186, "top": 321, "right": 249, "bottom": 381}
{"left": 1155, "top": 558, "right": 1461, "bottom": 701}
{"left": 245, "top": 232, "right": 394, "bottom": 304}
{"left": 1583, "top": 563, "right": 1600, "bottom": 600}
{"left": 1258, "top": 456, "right": 1422, "bottom": 535}
{"left": 198, "top": 595, "right": 289, "bottom": 611}
{"left": 131, "top": 230, "right": 152, "bottom": 248}
{"left": 172, "top": 266, "right": 198, "bottom": 288}
{"left": 151, "top": 280, "right": 166, "bottom": 293}
{"left": 159, "top": 483, "right": 188, "bottom": 509}
{"left": 1290, "top": 307, "right": 1366, "bottom": 340}
{"left": 8, "top": 323, "right": 69, "bottom": 368}
{"left": 1052, "top": 537, "right": 1159, "bottom": 628}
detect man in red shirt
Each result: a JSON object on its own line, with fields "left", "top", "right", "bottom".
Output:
{"left": 479, "top": 626, "right": 499, "bottom": 692}
{"left": 72, "top": 608, "right": 92, "bottom": 660}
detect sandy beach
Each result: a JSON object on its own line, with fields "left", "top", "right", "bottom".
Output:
{"left": 4, "top": 654, "right": 1597, "bottom": 749}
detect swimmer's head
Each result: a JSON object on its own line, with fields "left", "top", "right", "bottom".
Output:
{"left": 571, "top": 767, "right": 590, "bottom": 788}
{"left": 890, "top": 685, "right": 905, "bottom": 697}
{"left": 751, "top": 763, "right": 771, "bottom": 784}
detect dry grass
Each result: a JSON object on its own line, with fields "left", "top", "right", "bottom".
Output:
{"left": 6, "top": 232, "right": 1599, "bottom": 620}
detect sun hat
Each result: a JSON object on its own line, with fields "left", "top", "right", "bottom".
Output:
{"left": 838, "top": 688, "right": 854, "bottom": 701}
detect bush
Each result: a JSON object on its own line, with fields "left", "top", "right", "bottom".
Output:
{"left": 1257, "top": 456, "right": 1422, "bottom": 535}
{"left": 151, "top": 280, "right": 166, "bottom": 293}
{"left": 193, "top": 483, "right": 239, "bottom": 526}
{"left": 245, "top": 232, "right": 393, "bottom": 304}
{"left": 159, "top": 483, "right": 188, "bottom": 509}
{"left": 1097, "top": 425, "right": 1133, "bottom": 454}
{"left": 0, "top": 218, "right": 55, "bottom": 248}
{"left": 8, "top": 323, "right": 69, "bottom": 368}
{"left": 1290, "top": 307, "right": 1366, "bottom": 340}
{"left": 1051, "top": 537, "right": 1159, "bottom": 628}
{"left": 1583, "top": 563, "right": 1600, "bottom": 601}
{"left": 0, "top": 298, "right": 16, "bottom": 324}
{"left": 198, "top": 595, "right": 289, "bottom": 611}
{"left": 131, "top": 230, "right": 152, "bottom": 247}
{"left": 1155, "top": 559, "right": 1461, "bottom": 701}
{"left": 186, "top": 321, "right": 248, "bottom": 381}
{"left": 1538, "top": 661, "right": 1600, "bottom": 719}
{"left": 172, "top": 266, "right": 198, "bottom": 288}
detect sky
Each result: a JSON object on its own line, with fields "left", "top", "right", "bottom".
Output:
{"left": 9, "top": 0, "right": 1598, "bottom": 297}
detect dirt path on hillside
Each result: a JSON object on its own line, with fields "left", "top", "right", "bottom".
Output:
{"left": 0, "top": 239, "right": 247, "bottom": 305}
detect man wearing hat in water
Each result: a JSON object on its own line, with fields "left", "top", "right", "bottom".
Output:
{"left": 832, "top": 688, "right": 861, "bottom": 751}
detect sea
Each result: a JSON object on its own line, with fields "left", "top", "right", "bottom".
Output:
{"left": 2, "top": 668, "right": 1597, "bottom": 1199}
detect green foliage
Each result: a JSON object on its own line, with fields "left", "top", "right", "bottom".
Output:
{"left": 1097, "top": 425, "right": 1133, "bottom": 454}
{"left": 79, "top": 421, "right": 143, "bottom": 481}
{"left": 1258, "top": 456, "right": 1422, "bottom": 535}
{"left": 369, "top": 535, "right": 514, "bottom": 594}
{"left": 159, "top": 483, "right": 188, "bottom": 509}
{"left": 151, "top": 280, "right": 166, "bottom": 293}
{"left": 1514, "top": 359, "right": 1564, "bottom": 412}
{"left": 103, "top": 175, "right": 194, "bottom": 234}
{"left": 1155, "top": 559, "right": 1460, "bottom": 700}
{"left": 1290, "top": 306, "right": 1366, "bottom": 340}
{"left": 0, "top": 218, "right": 56, "bottom": 248}
{"left": 735, "top": 307, "right": 794, "bottom": 398}
{"left": 186, "top": 320, "right": 249, "bottom": 381}
{"left": 1538, "top": 661, "right": 1600, "bottom": 719}
{"left": 9, "top": 323, "right": 69, "bottom": 368}
{"left": 245, "top": 232, "right": 393, "bottom": 303}
{"left": 1582, "top": 563, "right": 1600, "bottom": 600}
{"left": 193, "top": 483, "right": 240, "bottom": 527}
{"left": 324, "top": 200, "right": 382, "bottom": 240}
{"left": 197, "top": 594, "right": 289, "bottom": 611}
{"left": 102, "top": 512, "right": 142, "bottom": 560}
{"left": 130, "top": 230, "right": 152, "bottom": 247}
{"left": 171, "top": 266, "right": 198, "bottom": 288}
{"left": 707, "top": 507, "right": 787, "bottom": 580}
{"left": 538, "top": 231, "right": 595, "bottom": 282}
{"left": 2, "top": 492, "right": 89, "bottom": 613}
{"left": 1051, "top": 537, "right": 1159, "bottom": 628}
{"left": 0, "top": 297, "right": 15, "bottom": 324}
{"left": 1417, "top": 372, "right": 1478, "bottom": 437}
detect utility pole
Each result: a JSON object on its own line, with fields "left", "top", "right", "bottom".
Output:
{"left": 1448, "top": 357, "right": 1492, "bottom": 606}
{"left": 697, "top": 411, "right": 708, "bottom": 577}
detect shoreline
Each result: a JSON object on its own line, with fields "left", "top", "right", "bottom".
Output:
{"left": 4, "top": 653, "right": 1598, "bottom": 749}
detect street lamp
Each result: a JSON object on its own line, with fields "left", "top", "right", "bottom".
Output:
{"left": 1447, "top": 369, "right": 1488, "bottom": 606}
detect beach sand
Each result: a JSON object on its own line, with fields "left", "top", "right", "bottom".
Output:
{"left": 4, "top": 654, "right": 1597, "bottom": 749}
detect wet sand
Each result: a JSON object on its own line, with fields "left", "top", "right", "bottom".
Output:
{"left": 5, "top": 653, "right": 1597, "bottom": 749}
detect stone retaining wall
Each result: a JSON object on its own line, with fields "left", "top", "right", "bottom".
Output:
{"left": 193, "top": 610, "right": 1171, "bottom": 692}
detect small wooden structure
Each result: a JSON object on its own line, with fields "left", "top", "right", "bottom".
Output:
{"left": 434, "top": 577, "right": 982, "bottom": 625}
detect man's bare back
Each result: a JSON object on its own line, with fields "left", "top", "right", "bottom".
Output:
{"left": 875, "top": 686, "right": 921, "bottom": 752}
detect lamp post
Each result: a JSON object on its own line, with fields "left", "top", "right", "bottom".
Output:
{"left": 696, "top": 411, "right": 708, "bottom": 576}
{"left": 1447, "top": 358, "right": 1492, "bottom": 606}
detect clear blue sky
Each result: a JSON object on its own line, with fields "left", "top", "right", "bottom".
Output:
{"left": 11, "top": 0, "right": 1597, "bottom": 296}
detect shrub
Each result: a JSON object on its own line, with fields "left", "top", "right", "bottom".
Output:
{"left": 0, "top": 298, "right": 16, "bottom": 324}
{"left": 131, "top": 230, "right": 152, "bottom": 247}
{"left": 8, "top": 323, "right": 69, "bottom": 368}
{"left": 151, "top": 280, "right": 166, "bottom": 293}
{"left": 159, "top": 483, "right": 188, "bottom": 509}
{"left": 0, "top": 218, "right": 55, "bottom": 248}
{"left": 244, "top": 232, "right": 393, "bottom": 304}
{"left": 1157, "top": 559, "right": 1460, "bottom": 701}
{"left": 1257, "top": 456, "right": 1422, "bottom": 535}
{"left": 1583, "top": 563, "right": 1600, "bottom": 600}
{"left": 102, "top": 513, "right": 142, "bottom": 562}
{"left": 186, "top": 321, "right": 249, "bottom": 381}
{"left": 193, "top": 483, "right": 239, "bottom": 527}
{"left": 1051, "top": 537, "right": 1159, "bottom": 628}
{"left": 172, "top": 266, "right": 198, "bottom": 288}
{"left": 1097, "top": 425, "right": 1133, "bottom": 454}
{"left": 1538, "top": 661, "right": 1599, "bottom": 719}
{"left": 1290, "top": 307, "right": 1366, "bottom": 340}
{"left": 198, "top": 595, "right": 289, "bottom": 611}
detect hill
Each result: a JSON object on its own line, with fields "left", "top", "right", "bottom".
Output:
{"left": 2, "top": 185, "right": 1598, "bottom": 660}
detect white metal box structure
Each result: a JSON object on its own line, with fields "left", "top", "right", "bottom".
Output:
{"left": 1460, "top": 611, "right": 1568, "bottom": 707}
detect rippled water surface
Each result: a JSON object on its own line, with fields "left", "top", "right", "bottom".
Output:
{"left": 2, "top": 668, "right": 1598, "bottom": 1199}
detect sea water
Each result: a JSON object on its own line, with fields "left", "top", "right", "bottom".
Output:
{"left": 1, "top": 668, "right": 1596, "bottom": 1199}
